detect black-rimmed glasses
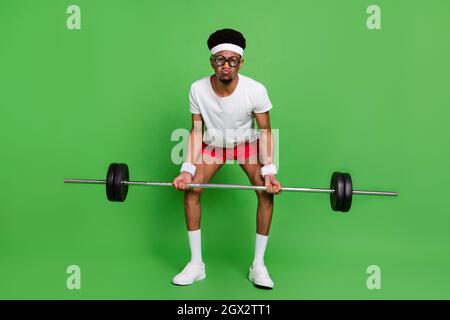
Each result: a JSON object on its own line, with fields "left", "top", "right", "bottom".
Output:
{"left": 211, "top": 55, "right": 241, "bottom": 67}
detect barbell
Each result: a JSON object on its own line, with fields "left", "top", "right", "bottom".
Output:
{"left": 63, "top": 163, "right": 398, "bottom": 212}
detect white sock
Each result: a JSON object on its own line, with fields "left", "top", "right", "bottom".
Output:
{"left": 188, "top": 229, "right": 203, "bottom": 265}
{"left": 253, "top": 233, "right": 268, "bottom": 266}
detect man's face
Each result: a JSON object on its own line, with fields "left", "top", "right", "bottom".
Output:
{"left": 210, "top": 50, "right": 244, "bottom": 84}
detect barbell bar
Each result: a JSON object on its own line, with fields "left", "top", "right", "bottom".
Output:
{"left": 63, "top": 163, "right": 398, "bottom": 212}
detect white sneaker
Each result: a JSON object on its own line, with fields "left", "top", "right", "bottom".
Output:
{"left": 249, "top": 264, "right": 274, "bottom": 289}
{"left": 172, "top": 262, "right": 206, "bottom": 286}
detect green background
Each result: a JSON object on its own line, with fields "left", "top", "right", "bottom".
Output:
{"left": 1, "top": 0, "right": 449, "bottom": 299}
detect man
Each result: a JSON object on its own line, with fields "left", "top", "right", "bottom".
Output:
{"left": 172, "top": 28, "right": 282, "bottom": 289}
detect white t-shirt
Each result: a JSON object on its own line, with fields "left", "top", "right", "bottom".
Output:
{"left": 189, "top": 73, "right": 273, "bottom": 148}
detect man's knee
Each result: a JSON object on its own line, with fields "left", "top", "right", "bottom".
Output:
{"left": 186, "top": 187, "right": 203, "bottom": 197}
{"left": 253, "top": 173, "right": 274, "bottom": 208}
{"left": 258, "top": 190, "right": 273, "bottom": 209}
{"left": 251, "top": 171, "right": 264, "bottom": 186}
{"left": 184, "top": 173, "right": 205, "bottom": 202}
{"left": 184, "top": 189, "right": 202, "bottom": 209}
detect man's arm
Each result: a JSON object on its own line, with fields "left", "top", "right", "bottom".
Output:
{"left": 174, "top": 114, "right": 204, "bottom": 190}
{"left": 254, "top": 111, "right": 281, "bottom": 194}
{"left": 182, "top": 114, "right": 204, "bottom": 172}
{"left": 254, "top": 111, "right": 275, "bottom": 167}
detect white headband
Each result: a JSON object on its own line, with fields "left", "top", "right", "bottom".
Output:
{"left": 210, "top": 43, "right": 244, "bottom": 56}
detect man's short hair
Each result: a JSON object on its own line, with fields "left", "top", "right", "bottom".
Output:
{"left": 207, "top": 28, "right": 246, "bottom": 53}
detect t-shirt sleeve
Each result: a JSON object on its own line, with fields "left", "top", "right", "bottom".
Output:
{"left": 189, "top": 84, "right": 201, "bottom": 114}
{"left": 252, "top": 84, "right": 273, "bottom": 113}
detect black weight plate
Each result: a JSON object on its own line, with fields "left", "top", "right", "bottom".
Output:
{"left": 330, "top": 172, "right": 338, "bottom": 211}
{"left": 106, "top": 163, "right": 118, "bottom": 201}
{"left": 341, "top": 173, "right": 353, "bottom": 212}
{"left": 113, "top": 163, "right": 129, "bottom": 202}
{"left": 330, "top": 172, "right": 345, "bottom": 212}
{"left": 336, "top": 173, "right": 346, "bottom": 212}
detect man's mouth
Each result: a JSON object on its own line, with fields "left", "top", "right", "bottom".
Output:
{"left": 222, "top": 69, "right": 231, "bottom": 74}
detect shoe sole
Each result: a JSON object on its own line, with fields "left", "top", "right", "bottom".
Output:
{"left": 248, "top": 275, "right": 274, "bottom": 289}
{"left": 172, "top": 274, "right": 206, "bottom": 286}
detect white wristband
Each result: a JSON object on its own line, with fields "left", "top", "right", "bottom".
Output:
{"left": 180, "top": 162, "right": 196, "bottom": 177}
{"left": 261, "top": 164, "right": 277, "bottom": 177}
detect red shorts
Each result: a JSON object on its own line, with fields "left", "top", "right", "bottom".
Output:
{"left": 202, "top": 139, "right": 260, "bottom": 162}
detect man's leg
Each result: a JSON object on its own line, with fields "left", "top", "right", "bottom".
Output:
{"left": 172, "top": 153, "right": 223, "bottom": 286}
{"left": 239, "top": 154, "right": 275, "bottom": 288}
{"left": 239, "top": 157, "right": 274, "bottom": 236}
{"left": 184, "top": 153, "right": 224, "bottom": 230}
